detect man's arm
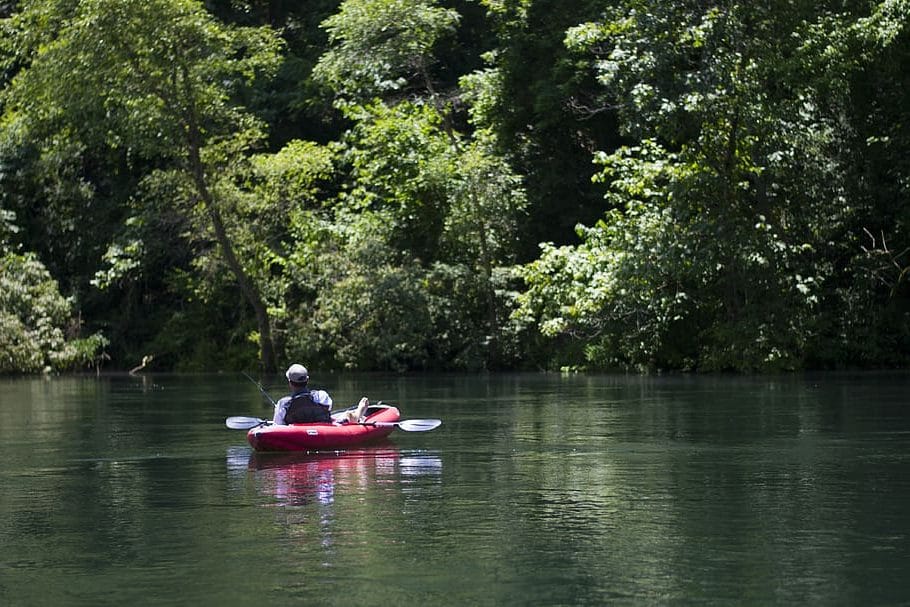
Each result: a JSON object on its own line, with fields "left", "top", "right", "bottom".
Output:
{"left": 272, "top": 396, "right": 290, "bottom": 424}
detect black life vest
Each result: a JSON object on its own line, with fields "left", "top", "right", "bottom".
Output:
{"left": 284, "top": 390, "right": 332, "bottom": 424}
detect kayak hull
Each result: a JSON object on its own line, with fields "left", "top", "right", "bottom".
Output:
{"left": 247, "top": 405, "right": 401, "bottom": 452}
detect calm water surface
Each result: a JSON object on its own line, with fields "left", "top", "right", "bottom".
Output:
{"left": 1, "top": 372, "right": 908, "bottom": 605}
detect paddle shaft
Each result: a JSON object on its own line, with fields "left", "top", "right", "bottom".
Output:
{"left": 225, "top": 416, "right": 441, "bottom": 432}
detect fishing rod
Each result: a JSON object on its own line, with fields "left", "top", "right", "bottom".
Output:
{"left": 242, "top": 371, "right": 277, "bottom": 407}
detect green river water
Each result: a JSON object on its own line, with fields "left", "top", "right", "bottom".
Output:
{"left": 1, "top": 372, "right": 908, "bottom": 605}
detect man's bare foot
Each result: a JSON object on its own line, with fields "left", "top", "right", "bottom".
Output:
{"left": 346, "top": 397, "right": 369, "bottom": 423}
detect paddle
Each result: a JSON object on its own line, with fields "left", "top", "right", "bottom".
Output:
{"left": 226, "top": 416, "right": 271, "bottom": 430}
{"left": 224, "top": 416, "right": 442, "bottom": 432}
{"left": 361, "top": 419, "right": 442, "bottom": 432}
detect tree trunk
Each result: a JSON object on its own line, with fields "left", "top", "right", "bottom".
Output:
{"left": 473, "top": 194, "right": 498, "bottom": 368}
{"left": 185, "top": 124, "right": 277, "bottom": 372}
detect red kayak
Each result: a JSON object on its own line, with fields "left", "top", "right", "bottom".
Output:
{"left": 247, "top": 404, "right": 402, "bottom": 452}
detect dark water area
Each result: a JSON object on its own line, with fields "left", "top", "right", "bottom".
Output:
{"left": 1, "top": 372, "right": 908, "bottom": 605}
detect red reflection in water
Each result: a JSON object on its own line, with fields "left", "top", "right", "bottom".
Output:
{"left": 247, "top": 443, "right": 402, "bottom": 506}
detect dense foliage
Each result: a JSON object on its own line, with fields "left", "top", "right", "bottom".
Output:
{"left": 0, "top": 0, "right": 907, "bottom": 373}
{"left": 0, "top": 251, "right": 107, "bottom": 372}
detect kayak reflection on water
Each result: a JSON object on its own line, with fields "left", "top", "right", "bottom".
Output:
{"left": 225, "top": 444, "right": 443, "bottom": 508}
{"left": 252, "top": 447, "right": 398, "bottom": 507}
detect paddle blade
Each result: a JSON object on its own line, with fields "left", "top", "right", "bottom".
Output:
{"left": 395, "top": 419, "right": 442, "bottom": 432}
{"left": 225, "top": 416, "right": 269, "bottom": 430}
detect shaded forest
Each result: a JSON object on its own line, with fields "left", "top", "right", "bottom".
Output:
{"left": 1, "top": 0, "right": 908, "bottom": 374}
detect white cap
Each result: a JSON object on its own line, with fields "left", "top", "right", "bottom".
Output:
{"left": 285, "top": 364, "right": 309, "bottom": 383}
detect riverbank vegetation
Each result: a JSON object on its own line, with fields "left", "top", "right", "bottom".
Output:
{"left": 1, "top": 0, "right": 908, "bottom": 373}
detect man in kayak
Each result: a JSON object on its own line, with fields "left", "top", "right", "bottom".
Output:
{"left": 273, "top": 363, "right": 369, "bottom": 425}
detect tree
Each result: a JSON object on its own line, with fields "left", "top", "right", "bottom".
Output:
{"left": 311, "top": 0, "right": 531, "bottom": 367}
{"left": 1, "top": 0, "right": 284, "bottom": 370}
{"left": 0, "top": 251, "right": 107, "bottom": 373}
{"left": 313, "top": 0, "right": 460, "bottom": 103}
{"left": 832, "top": 0, "right": 910, "bottom": 365}
{"left": 472, "top": 0, "right": 621, "bottom": 255}
{"left": 438, "top": 136, "right": 527, "bottom": 363}
{"left": 517, "top": 2, "right": 875, "bottom": 371}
